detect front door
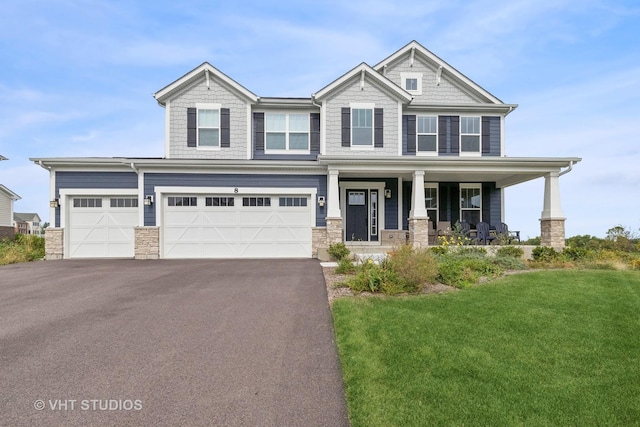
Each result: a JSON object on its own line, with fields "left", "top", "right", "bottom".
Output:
{"left": 346, "top": 190, "right": 368, "bottom": 242}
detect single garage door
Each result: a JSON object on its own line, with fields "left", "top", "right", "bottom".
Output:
{"left": 163, "top": 194, "right": 312, "bottom": 259}
{"left": 68, "top": 196, "right": 138, "bottom": 258}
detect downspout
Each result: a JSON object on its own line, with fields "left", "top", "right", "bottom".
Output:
{"left": 129, "top": 162, "right": 139, "bottom": 175}
{"left": 559, "top": 160, "right": 575, "bottom": 177}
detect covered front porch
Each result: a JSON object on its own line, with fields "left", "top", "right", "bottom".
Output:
{"left": 318, "top": 156, "right": 580, "bottom": 252}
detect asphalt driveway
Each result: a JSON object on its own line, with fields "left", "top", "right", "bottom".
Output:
{"left": 0, "top": 259, "right": 349, "bottom": 426}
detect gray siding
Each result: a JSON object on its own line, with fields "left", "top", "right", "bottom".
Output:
{"left": 144, "top": 173, "right": 327, "bottom": 227}
{"left": 54, "top": 171, "right": 138, "bottom": 227}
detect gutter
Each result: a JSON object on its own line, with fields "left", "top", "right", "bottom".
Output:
{"left": 559, "top": 160, "right": 575, "bottom": 177}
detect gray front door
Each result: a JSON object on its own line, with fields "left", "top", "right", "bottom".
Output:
{"left": 346, "top": 190, "right": 368, "bottom": 241}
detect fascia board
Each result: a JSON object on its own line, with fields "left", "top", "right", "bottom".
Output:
{"left": 405, "top": 103, "right": 519, "bottom": 115}
{"left": 154, "top": 62, "right": 258, "bottom": 105}
{"left": 0, "top": 184, "right": 21, "bottom": 200}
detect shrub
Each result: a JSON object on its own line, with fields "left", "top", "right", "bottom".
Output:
{"left": 386, "top": 245, "right": 438, "bottom": 292}
{"left": 436, "top": 253, "right": 503, "bottom": 288}
{"left": 496, "top": 246, "right": 524, "bottom": 259}
{"left": 532, "top": 246, "right": 560, "bottom": 262}
{"left": 430, "top": 246, "right": 448, "bottom": 255}
{"left": 0, "top": 235, "right": 45, "bottom": 265}
{"left": 457, "top": 246, "right": 487, "bottom": 256}
{"left": 631, "top": 258, "right": 640, "bottom": 270}
{"left": 335, "top": 257, "right": 355, "bottom": 274}
{"left": 328, "top": 242, "right": 350, "bottom": 261}
{"left": 562, "top": 246, "right": 592, "bottom": 262}
{"left": 493, "top": 255, "right": 528, "bottom": 270}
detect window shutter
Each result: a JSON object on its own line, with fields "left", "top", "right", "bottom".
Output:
{"left": 374, "top": 108, "right": 383, "bottom": 148}
{"left": 438, "top": 116, "right": 447, "bottom": 154}
{"left": 253, "top": 112, "right": 264, "bottom": 151}
{"left": 187, "top": 108, "right": 197, "bottom": 147}
{"left": 341, "top": 108, "right": 350, "bottom": 147}
{"left": 310, "top": 113, "right": 320, "bottom": 153}
{"left": 450, "top": 116, "right": 460, "bottom": 153}
{"left": 481, "top": 116, "right": 490, "bottom": 155}
{"left": 406, "top": 115, "right": 416, "bottom": 154}
{"left": 221, "top": 108, "right": 230, "bottom": 148}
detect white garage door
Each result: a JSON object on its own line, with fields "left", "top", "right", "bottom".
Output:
{"left": 68, "top": 196, "right": 138, "bottom": 258}
{"left": 163, "top": 194, "right": 312, "bottom": 259}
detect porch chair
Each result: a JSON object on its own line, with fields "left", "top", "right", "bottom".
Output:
{"left": 475, "top": 221, "right": 496, "bottom": 245}
{"left": 436, "top": 221, "right": 452, "bottom": 244}
{"left": 495, "top": 222, "right": 520, "bottom": 244}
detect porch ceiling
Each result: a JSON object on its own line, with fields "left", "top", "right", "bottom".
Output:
{"left": 319, "top": 156, "right": 581, "bottom": 189}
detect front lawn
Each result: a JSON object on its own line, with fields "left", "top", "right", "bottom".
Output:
{"left": 332, "top": 270, "right": 640, "bottom": 426}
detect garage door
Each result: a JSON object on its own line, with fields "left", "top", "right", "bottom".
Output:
{"left": 163, "top": 194, "right": 312, "bottom": 259}
{"left": 68, "top": 196, "right": 138, "bottom": 258}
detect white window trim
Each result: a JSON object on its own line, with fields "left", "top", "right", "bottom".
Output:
{"left": 196, "top": 102, "right": 221, "bottom": 151}
{"left": 460, "top": 183, "right": 482, "bottom": 223}
{"left": 424, "top": 183, "right": 438, "bottom": 226}
{"left": 416, "top": 115, "right": 438, "bottom": 157}
{"left": 350, "top": 102, "right": 375, "bottom": 151}
{"left": 459, "top": 116, "right": 482, "bottom": 157}
{"left": 400, "top": 72, "right": 423, "bottom": 95}
{"left": 264, "top": 112, "right": 311, "bottom": 154}
{"left": 338, "top": 181, "right": 386, "bottom": 244}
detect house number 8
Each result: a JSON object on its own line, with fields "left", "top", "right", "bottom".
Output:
{"left": 234, "top": 188, "right": 238, "bottom": 193}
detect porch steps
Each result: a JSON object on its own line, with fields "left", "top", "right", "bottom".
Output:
{"left": 346, "top": 244, "right": 395, "bottom": 262}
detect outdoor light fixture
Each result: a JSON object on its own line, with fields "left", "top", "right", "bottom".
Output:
{"left": 144, "top": 195, "right": 154, "bottom": 206}
{"left": 384, "top": 189, "right": 392, "bottom": 199}
{"left": 49, "top": 199, "right": 59, "bottom": 208}
{"left": 317, "top": 195, "right": 325, "bottom": 207}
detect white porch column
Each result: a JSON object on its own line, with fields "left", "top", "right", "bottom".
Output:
{"left": 541, "top": 171, "right": 564, "bottom": 219}
{"left": 540, "top": 171, "right": 566, "bottom": 248}
{"left": 409, "top": 170, "right": 429, "bottom": 247}
{"left": 410, "top": 170, "right": 428, "bottom": 218}
{"left": 327, "top": 169, "right": 341, "bottom": 218}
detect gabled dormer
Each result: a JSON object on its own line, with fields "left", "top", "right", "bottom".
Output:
{"left": 154, "top": 63, "right": 258, "bottom": 160}
{"left": 313, "top": 63, "right": 413, "bottom": 157}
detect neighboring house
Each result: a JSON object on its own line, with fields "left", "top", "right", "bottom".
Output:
{"left": 32, "top": 41, "right": 580, "bottom": 260}
{"left": 13, "top": 212, "right": 42, "bottom": 236}
{"left": 0, "top": 184, "right": 21, "bottom": 240}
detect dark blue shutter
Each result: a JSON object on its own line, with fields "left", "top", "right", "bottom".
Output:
{"left": 481, "top": 116, "right": 490, "bottom": 155}
{"left": 310, "top": 113, "right": 320, "bottom": 153}
{"left": 438, "top": 116, "right": 447, "bottom": 154}
{"left": 374, "top": 108, "right": 383, "bottom": 148}
{"left": 187, "top": 108, "right": 197, "bottom": 147}
{"left": 253, "top": 112, "right": 264, "bottom": 151}
{"left": 450, "top": 116, "right": 460, "bottom": 154}
{"left": 341, "top": 108, "right": 350, "bottom": 147}
{"left": 221, "top": 108, "right": 230, "bottom": 148}
{"left": 406, "top": 115, "right": 416, "bottom": 154}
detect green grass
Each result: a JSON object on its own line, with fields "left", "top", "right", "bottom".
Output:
{"left": 332, "top": 270, "right": 640, "bottom": 426}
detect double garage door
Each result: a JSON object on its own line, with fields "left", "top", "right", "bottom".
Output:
{"left": 163, "top": 193, "right": 312, "bottom": 259}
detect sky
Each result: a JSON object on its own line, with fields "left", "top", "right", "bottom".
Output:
{"left": 0, "top": 0, "right": 639, "bottom": 239}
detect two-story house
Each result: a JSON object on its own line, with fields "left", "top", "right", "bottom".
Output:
{"left": 33, "top": 41, "right": 580, "bottom": 260}
{"left": 1, "top": 155, "right": 22, "bottom": 240}
{"left": 13, "top": 212, "right": 42, "bottom": 235}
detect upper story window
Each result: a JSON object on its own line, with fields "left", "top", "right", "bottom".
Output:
{"left": 352, "top": 108, "right": 373, "bottom": 147}
{"left": 417, "top": 116, "right": 437, "bottom": 154}
{"left": 401, "top": 72, "right": 423, "bottom": 95}
{"left": 460, "top": 116, "right": 481, "bottom": 155}
{"left": 197, "top": 103, "right": 221, "bottom": 148}
{"left": 265, "top": 113, "right": 309, "bottom": 152}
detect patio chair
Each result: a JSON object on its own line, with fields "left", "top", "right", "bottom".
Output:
{"left": 437, "top": 221, "right": 452, "bottom": 237}
{"left": 458, "top": 221, "right": 471, "bottom": 238}
{"left": 495, "top": 222, "right": 520, "bottom": 244}
{"left": 476, "top": 221, "right": 496, "bottom": 245}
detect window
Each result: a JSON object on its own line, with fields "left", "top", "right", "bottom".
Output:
{"left": 168, "top": 196, "right": 197, "bottom": 207}
{"left": 417, "top": 116, "right": 437, "bottom": 153}
{"left": 424, "top": 186, "right": 438, "bottom": 229}
{"left": 460, "top": 185, "right": 481, "bottom": 226}
{"left": 460, "top": 117, "right": 480, "bottom": 154}
{"left": 352, "top": 109, "right": 373, "bottom": 146}
{"left": 73, "top": 198, "right": 102, "bottom": 208}
{"left": 265, "top": 113, "right": 309, "bottom": 151}
{"left": 348, "top": 191, "right": 366, "bottom": 205}
{"left": 279, "top": 197, "right": 307, "bottom": 207}
{"left": 401, "top": 72, "right": 423, "bottom": 95}
{"left": 110, "top": 198, "right": 138, "bottom": 208}
{"left": 205, "top": 197, "right": 234, "bottom": 207}
{"left": 242, "top": 197, "right": 271, "bottom": 207}
{"left": 197, "top": 104, "right": 220, "bottom": 148}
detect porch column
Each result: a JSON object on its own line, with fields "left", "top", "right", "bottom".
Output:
{"left": 540, "top": 171, "right": 566, "bottom": 248}
{"left": 408, "top": 170, "right": 429, "bottom": 247}
{"left": 326, "top": 169, "right": 343, "bottom": 245}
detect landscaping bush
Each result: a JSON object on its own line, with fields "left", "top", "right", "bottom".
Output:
{"left": 562, "top": 246, "right": 592, "bottom": 262}
{"left": 335, "top": 257, "right": 355, "bottom": 274}
{"left": 328, "top": 242, "right": 350, "bottom": 261}
{"left": 0, "top": 235, "right": 45, "bottom": 265}
{"left": 492, "top": 255, "right": 528, "bottom": 270}
{"left": 385, "top": 245, "right": 438, "bottom": 292}
{"left": 532, "top": 246, "right": 560, "bottom": 262}
{"left": 436, "top": 253, "right": 503, "bottom": 288}
{"left": 496, "top": 246, "right": 524, "bottom": 259}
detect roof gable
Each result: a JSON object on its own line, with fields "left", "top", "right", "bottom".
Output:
{"left": 374, "top": 41, "right": 503, "bottom": 104}
{"left": 154, "top": 62, "right": 258, "bottom": 105}
{"left": 0, "top": 184, "right": 21, "bottom": 200}
{"left": 313, "top": 63, "right": 413, "bottom": 102}
{"left": 14, "top": 212, "right": 40, "bottom": 222}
